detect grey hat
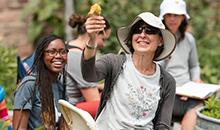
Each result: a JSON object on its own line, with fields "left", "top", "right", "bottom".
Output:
{"left": 117, "top": 12, "right": 176, "bottom": 61}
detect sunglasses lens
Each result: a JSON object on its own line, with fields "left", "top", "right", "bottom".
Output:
{"left": 134, "top": 27, "right": 142, "bottom": 34}
{"left": 144, "top": 27, "right": 160, "bottom": 34}
{"left": 134, "top": 26, "right": 160, "bottom": 35}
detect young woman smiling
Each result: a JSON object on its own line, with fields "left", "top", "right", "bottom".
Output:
{"left": 13, "top": 34, "right": 68, "bottom": 130}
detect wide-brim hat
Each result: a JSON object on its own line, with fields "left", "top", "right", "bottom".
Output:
{"left": 117, "top": 12, "right": 176, "bottom": 61}
{"left": 159, "top": 0, "right": 190, "bottom": 19}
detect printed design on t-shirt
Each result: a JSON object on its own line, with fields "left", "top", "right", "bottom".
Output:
{"left": 127, "top": 83, "right": 159, "bottom": 120}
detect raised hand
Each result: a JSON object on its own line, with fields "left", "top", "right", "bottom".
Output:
{"left": 85, "top": 15, "right": 106, "bottom": 43}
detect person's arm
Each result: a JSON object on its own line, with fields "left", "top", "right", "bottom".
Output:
{"left": 83, "top": 15, "right": 106, "bottom": 60}
{"left": 178, "top": 34, "right": 202, "bottom": 101}
{"left": 12, "top": 109, "right": 30, "bottom": 130}
{"left": 81, "top": 15, "right": 109, "bottom": 83}
{"left": 80, "top": 87, "right": 100, "bottom": 101}
{"left": 13, "top": 78, "right": 36, "bottom": 130}
{"left": 187, "top": 33, "right": 201, "bottom": 82}
{"left": 67, "top": 50, "right": 101, "bottom": 100}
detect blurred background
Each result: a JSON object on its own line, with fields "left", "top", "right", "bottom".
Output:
{"left": 0, "top": 0, "right": 219, "bottom": 109}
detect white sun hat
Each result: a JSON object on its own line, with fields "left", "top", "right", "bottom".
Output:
{"left": 58, "top": 99, "right": 98, "bottom": 130}
{"left": 159, "top": 0, "right": 190, "bottom": 19}
{"left": 117, "top": 12, "right": 176, "bottom": 61}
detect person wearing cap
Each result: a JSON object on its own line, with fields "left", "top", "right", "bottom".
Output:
{"left": 159, "top": 0, "right": 202, "bottom": 130}
{"left": 81, "top": 12, "right": 176, "bottom": 129}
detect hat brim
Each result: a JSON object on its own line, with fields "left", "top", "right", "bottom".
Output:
{"left": 117, "top": 18, "right": 176, "bottom": 61}
{"left": 159, "top": 11, "right": 190, "bottom": 20}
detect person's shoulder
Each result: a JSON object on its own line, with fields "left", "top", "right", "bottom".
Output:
{"left": 68, "top": 50, "right": 82, "bottom": 60}
{"left": 16, "top": 75, "right": 36, "bottom": 90}
{"left": 67, "top": 42, "right": 83, "bottom": 51}
{"left": 69, "top": 49, "right": 82, "bottom": 55}
{"left": 185, "top": 32, "right": 196, "bottom": 43}
{"left": 22, "top": 75, "right": 36, "bottom": 83}
{"left": 101, "top": 53, "right": 116, "bottom": 59}
{"left": 185, "top": 32, "right": 194, "bottom": 36}
{"left": 14, "top": 76, "right": 37, "bottom": 99}
{"left": 159, "top": 66, "right": 175, "bottom": 83}
{"left": 159, "top": 67, "right": 176, "bottom": 94}
{"left": 102, "top": 53, "right": 126, "bottom": 62}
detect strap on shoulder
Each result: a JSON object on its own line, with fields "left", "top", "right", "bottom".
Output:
{"left": 66, "top": 41, "right": 83, "bottom": 50}
{"left": 16, "top": 75, "right": 36, "bottom": 90}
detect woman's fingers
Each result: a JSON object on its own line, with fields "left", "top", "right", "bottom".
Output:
{"left": 85, "top": 16, "right": 106, "bottom": 34}
{"left": 86, "top": 26, "right": 105, "bottom": 33}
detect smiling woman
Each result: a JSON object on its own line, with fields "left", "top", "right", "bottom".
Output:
{"left": 12, "top": 34, "right": 68, "bottom": 130}
{"left": 81, "top": 12, "right": 176, "bottom": 130}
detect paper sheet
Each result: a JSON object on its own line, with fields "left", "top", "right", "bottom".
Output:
{"left": 176, "top": 82, "right": 220, "bottom": 99}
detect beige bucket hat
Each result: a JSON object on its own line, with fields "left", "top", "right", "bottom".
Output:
{"left": 117, "top": 12, "right": 176, "bottom": 61}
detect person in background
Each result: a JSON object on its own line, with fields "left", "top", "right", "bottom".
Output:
{"left": 13, "top": 34, "right": 68, "bottom": 130}
{"left": 81, "top": 12, "right": 176, "bottom": 129}
{"left": 65, "top": 14, "right": 111, "bottom": 118}
{"left": 159, "top": 0, "right": 203, "bottom": 129}
{"left": 17, "top": 52, "right": 35, "bottom": 84}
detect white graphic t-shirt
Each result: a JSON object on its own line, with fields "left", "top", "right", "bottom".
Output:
{"left": 96, "top": 55, "right": 161, "bottom": 130}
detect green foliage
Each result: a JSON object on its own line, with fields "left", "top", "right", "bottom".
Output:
{"left": 188, "top": 0, "right": 220, "bottom": 83}
{"left": 21, "top": 0, "right": 220, "bottom": 83}
{"left": 21, "top": 0, "right": 64, "bottom": 43}
{"left": 0, "top": 44, "right": 17, "bottom": 109}
{"left": 202, "top": 93, "right": 220, "bottom": 119}
{"left": 198, "top": 34, "right": 220, "bottom": 83}
{"left": 75, "top": 0, "right": 161, "bottom": 54}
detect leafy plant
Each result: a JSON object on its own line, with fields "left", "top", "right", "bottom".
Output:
{"left": 0, "top": 44, "right": 17, "bottom": 109}
{"left": 21, "top": 0, "right": 220, "bottom": 84}
{"left": 202, "top": 93, "right": 220, "bottom": 119}
{"left": 188, "top": 0, "right": 220, "bottom": 84}
{"left": 21, "top": 0, "right": 64, "bottom": 43}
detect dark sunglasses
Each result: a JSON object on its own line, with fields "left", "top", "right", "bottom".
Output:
{"left": 134, "top": 26, "right": 161, "bottom": 35}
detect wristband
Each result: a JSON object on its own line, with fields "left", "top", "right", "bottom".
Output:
{"left": 86, "top": 41, "right": 97, "bottom": 49}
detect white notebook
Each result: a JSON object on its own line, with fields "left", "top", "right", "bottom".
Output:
{"left": 176, "top": 82, "right": 220, "bottom": 99}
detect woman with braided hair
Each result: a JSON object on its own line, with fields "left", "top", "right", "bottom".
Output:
{"left": 13, "top": 34, "right": 68, "bottom": 130}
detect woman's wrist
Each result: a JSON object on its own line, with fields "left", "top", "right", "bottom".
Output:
{"left": 86, "top": 40, "right": 97, "bottom": 49}
{"left": 84, "top": 40, "right": 97, "bottom": 60}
